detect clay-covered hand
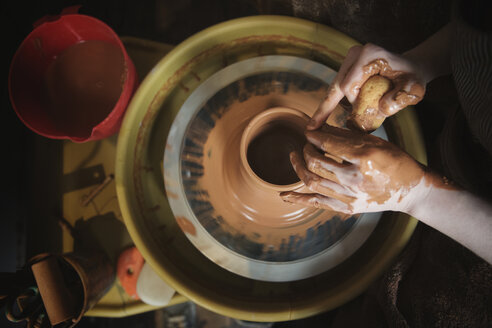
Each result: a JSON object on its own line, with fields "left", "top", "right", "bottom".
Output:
{"left": 280, "top": 125, "right": 427, "bottom": 214}
{"left": 307, "top": 43, "right": 427, "bottom": 130}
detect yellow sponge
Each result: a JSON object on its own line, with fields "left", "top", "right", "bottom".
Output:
{"left": 350, "top": 75, "right": 392, "bottom": 132}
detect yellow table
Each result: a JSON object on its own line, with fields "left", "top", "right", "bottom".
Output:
{"left": 61, "top": 37, "right": 187, "bottom": 317}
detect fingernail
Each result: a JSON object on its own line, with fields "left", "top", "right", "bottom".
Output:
{"left": 304, "top": 130, "right": 314, "bottom": 138}
{"left": 280, "top": 195, "right": 293, "bottom": 204}
{"left": 306, "top": 118, "right": 316, "bottom": 129}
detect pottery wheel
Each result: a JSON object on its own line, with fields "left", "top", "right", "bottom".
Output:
{"left": 118, "top": 16, "right": 424, "bottom": 321}
{"left": 164, "top": 55, "right": 388, "bottom": 282}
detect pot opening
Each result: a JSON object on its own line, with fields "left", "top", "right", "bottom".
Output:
{"left": 246, "top": 121, "right": 305, "bottom": 186}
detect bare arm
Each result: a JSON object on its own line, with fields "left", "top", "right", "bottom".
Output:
{"left": 403, "top": 21, "right": 455, "bottom": 83}
{"left": 407, "top": 174, "right": 492, "bottom": 264}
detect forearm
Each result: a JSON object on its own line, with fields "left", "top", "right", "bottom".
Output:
{"left": 403, "top": 22, "right": 456, "bottom": 83}
{"left": 406, "top": 177, "right": 492, "bottom": 264}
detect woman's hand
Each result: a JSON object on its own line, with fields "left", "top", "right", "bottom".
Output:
{"left": 280, "top": 126, "right": 492, "bottom": 264}
{"left": 307, "top": 43, "right": 427, "bottom": 130}
{"left": 280, "top": 125, "right": 428, "bottom": 215}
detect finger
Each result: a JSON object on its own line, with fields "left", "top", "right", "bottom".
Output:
{"left": 280, "top": 191, "right": 352, "bottom": 214}
{"left": 290, "top": 151, "right": 355, "bottom": 202}
{"left": 307, "top": 45, "right": 363, "bottom": 130}
{"left": 340, "top": 44, "right": 387, "bottom": 103}
{"left": 379, "top": 75, "right": 425, "bottom": 116}
{"left": 307, "top": 84, "right": 344, "bottom": 130}
{"left": 305, "top": 128, "right": 373, "bottom": 163}
{"left": 303, "top": 143, "right": 355, "bottom": 184}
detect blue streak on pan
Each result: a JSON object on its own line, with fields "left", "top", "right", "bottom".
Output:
{"left": 180, "top": 71, "right": 357, "bottom": 262}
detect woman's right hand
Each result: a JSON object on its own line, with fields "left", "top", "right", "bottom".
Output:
{"left": 307, "top": 43, "right": 427, "bottom": 130}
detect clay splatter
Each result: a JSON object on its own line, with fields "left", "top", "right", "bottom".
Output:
{"left": 176, "top": 216, "right": 197, "bottom": 236}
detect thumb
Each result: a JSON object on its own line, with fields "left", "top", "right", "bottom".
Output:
{"left": 379, "top": 75, "right": 425, "bottom": 116}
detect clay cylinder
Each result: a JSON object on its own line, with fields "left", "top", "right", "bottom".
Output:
{"left": 62, "top": 252, "right": 114, "bottom": 325}
{"left": 30, "top": 252, "right": 114, "bottom": 327}
{"left": 31, "top": 255, "right": 79, "bottom": 325}
{"left": 240, "top": 107, "right": 309, "bottom": 192}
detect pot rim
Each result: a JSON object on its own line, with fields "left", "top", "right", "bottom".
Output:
{"left": 239, "top": 106, "right": 309, "bottom": 192}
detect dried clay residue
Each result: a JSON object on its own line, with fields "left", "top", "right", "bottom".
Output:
{"left": 176, "top": 216, "right": 197, "bottom": 236}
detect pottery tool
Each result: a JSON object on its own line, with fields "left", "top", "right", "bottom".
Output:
{"left": 2, "top": 271, "right": 49, "bottom": 327}
{"left": 81, "top": 174, "right": 114, "bottom": 207}
{"left": 347, "top": 75, "right": 392, "bottom": 132}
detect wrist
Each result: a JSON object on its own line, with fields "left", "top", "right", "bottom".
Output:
{"left": 401, "top": 51, "right": 434, "bottom": 84}
{"left": 400, "top": 171, "right": 433, "bottom": 217}
{"left": 404, "top": 170, "right": 462, "bottom": 218}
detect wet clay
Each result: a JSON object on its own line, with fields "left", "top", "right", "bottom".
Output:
{"left": 201, "top": 89, "right": 334, "bottom": 235}
{"left": 44, "top": 40, "right": 126, "bottom": 138}
{"left": 247, "top": 123, "right": 304, "bottom": 185}
{"left": 384, "top": 81, "right": 425, "bottom": 114}
{"left": 360, "top": 145, "right": 424, "bottom": 204}
{"left": 424, "top": 170, "right": 460, "bottom": 191}
{"left": 361, "top": 58, "right": 402, "bottom": 79}
{"left": 306, "top": 127, "right": 425, "bottom": 205}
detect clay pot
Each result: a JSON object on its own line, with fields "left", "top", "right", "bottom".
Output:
{"left": 240, "top": 107, "right": 308, "bottom": 192}
{"left": 219, "top": 106, "right": 316, "bottom": 229}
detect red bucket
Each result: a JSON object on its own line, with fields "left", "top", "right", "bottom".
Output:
{"left": 9, "top": 7, "right": 137, "bottom": 142}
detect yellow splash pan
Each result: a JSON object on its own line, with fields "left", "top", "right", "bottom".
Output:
{"left": 115, "top": 16, "right": 426, "bottom": 321}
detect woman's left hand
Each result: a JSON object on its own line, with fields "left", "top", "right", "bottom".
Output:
{"left": 280, "top": 125, "right": 428, "bottom": 215}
